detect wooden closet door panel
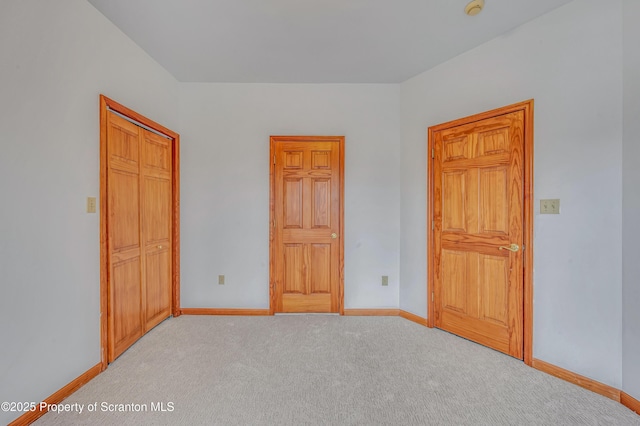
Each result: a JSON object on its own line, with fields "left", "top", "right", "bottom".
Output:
{"left": 106, "top": 112, "right": 143, "bottom": 362}
{"left": 141, "top": 130, "right": 172, "bottom": 331}
{"left": 109, "top": 256, "right": 143, "bottom": 360}
{"left": 144, "top": 247, "right": 171, "bottom": 330}
{"left": 143, "top": 177, "right": 171, "bottom": 245}
{"left": 109, "top": 170, "right": 140, "bottom": 252}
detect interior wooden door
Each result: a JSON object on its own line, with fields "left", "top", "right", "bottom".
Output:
{"left": 270, "top": 136, "right": 344, "bottom": 313}
{"left": 431, "top": 109, "right": 525, "bottom": 359}
{"left": 106, "top": 111, "right": 172, "bottom": 362}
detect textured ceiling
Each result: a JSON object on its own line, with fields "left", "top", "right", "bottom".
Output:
{"left": 87, "top": 0, "right": 574, "bottom": 83}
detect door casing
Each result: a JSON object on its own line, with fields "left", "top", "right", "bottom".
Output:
{"left": 269, "top": 135, "right": 345, "bottom": 315}
{"left": 99, "top": 95, "right": 181, "bottom": 370}
{"left": 427, "top": 100, "right": 534, "bottom": 365}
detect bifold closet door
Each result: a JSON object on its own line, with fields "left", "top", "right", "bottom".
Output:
{"left": 140, "top": 129, "right": 172, "bottom": 332}
{"left": 106, "top": 112, "right": 172, "bottom": 362}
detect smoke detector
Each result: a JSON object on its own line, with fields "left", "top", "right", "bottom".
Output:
{"left": 465, "top": 0, "right": 485, "bottom": 16}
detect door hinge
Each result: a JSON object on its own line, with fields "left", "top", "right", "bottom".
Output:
{"left": 273, "top": 155, "right": 276, "bottom": 165}
{"left": 432, "top": 220, "right": 434, "bottom": 230}
{"left": 432, "top": 292, "right": 434, "bottom": 302}
{"left": 273, "top": 219, "right": 276, "bottom": 228}
{"left": 431, "top": 148, "right": 434, "bottom": 159}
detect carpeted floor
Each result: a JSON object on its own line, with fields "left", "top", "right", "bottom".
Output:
{"left": 35, "top": 316, "right": 640, "bottom": 425}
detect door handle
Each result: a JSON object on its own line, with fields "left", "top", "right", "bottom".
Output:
{"left": 499, "top": 243, "right": 519, "bottom": 252}
{"left": 331, "top": 233, "right": 338, "bottom": 239}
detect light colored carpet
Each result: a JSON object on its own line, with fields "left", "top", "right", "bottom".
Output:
{"left": 35, "top": 316, "right": 640, "bottom": 425}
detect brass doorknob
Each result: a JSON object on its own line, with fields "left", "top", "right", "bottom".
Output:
{"left": 331, "top": 233, "right": 338, "bottom": 239}
{"left": 499, "top": 243, "right": 519, "bottom": 252}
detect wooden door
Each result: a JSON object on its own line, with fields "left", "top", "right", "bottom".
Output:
{"left": 106, "top": 111, "right": 172, "bottom": 362}
{"left": 430, "top": 106, "right": 528, "bottom": 359}
{"left": 270, "top": 136, "right": 344, "bottom": 313}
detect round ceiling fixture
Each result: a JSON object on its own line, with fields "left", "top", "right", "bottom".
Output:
{"left": 465, "top": 0, "right": 485, "bottom": 16}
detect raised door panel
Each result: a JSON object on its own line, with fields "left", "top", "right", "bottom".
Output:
{"left": 144, "top": 248, "right": 171, "bottom": 329}
{"left": 311, "top": 179, "right": 331, "bottom": 229}
{"left": 441, "top": 250, "right": 468, "bottom": 315}
{"left": 309, "top": 244, "right": 330, "bottom": 294}
{"left": 283, "top": 179, "right": 303, "bottom": 229}
{"left": 110, "top": 258, "right": 143, "bottom": 359}
{"left": 443, "top": 135, "right": 469, "bottom": 162}
{"left": 477, "top": 127, "right": 510, "bottom": 157}
{"left": 442, "top": 171, "right": 467, "bottom": 233}
{"left": 143, "top": 177, "right": 171, "bottom": 245}
{"left": 311, "top": 151, "right": 331, "bottom": 169}
{"left": 283, "top": 244, "right": 304, "bottom": 294}
{"left": 479, "top": 167, "right": 509, "bottom": 235}
{"left": 108, "top": 116, "right": 139, "bottom": 173}
{"left": 480, "top": 254, "right": 509, "bottom": 326}
{"left": 284, "top": 151, "right": 303, "bottom": 169}
{"left": 143, "top": 133, "right": 171, "bottom": 176}
{"left": 109, "top": 171, "right": 140, "bottom": 252}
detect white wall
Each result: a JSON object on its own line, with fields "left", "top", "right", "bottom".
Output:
{"left": 622, "top": 0, "right": 640, "bottom": 402}
{"left": 178, "top": 84, "right": 401, "bottom": 310}
{"left": 399, "top": 0, "right": 624, "bottom": 388}
{"left": 0, "top": 1, "right": 178, "bottom": 423}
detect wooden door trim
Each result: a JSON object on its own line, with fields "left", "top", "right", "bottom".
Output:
{"left": 99, "top": 95, "right": 181, "bottom": 371}
{"left": 427, "top": 99, "right": 534, "bottom": 365}
{"left": 269, "top": 135, "right": 345, "bottom": 315}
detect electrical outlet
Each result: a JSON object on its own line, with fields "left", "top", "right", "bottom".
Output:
{"left": 218, "top": 275, "right": 225, "bottom": 285}
{"left": 382, "top": 276, "right": 389, "bottom": 286}
{"left": 87, "top": 197, "right": 96, "bottom": 213}
{"left": 540, "top": 199, "right": 560, "bottom": 214}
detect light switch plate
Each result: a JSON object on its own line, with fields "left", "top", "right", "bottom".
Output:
{"left": 87, "top": 197, "right": 96, "bottom": 213}
{"left": 382, "top": 276, "right": 389, "bottom": 286}
{"left": 540, "top": 199, "right": 560, "bottom": 214}
{"left": 218, "top": 275, "right": 225, "bottom": 285}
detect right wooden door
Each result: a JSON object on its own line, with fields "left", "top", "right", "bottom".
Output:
{"left": 432, "top": 109, "right": 525, "bottom": 359}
